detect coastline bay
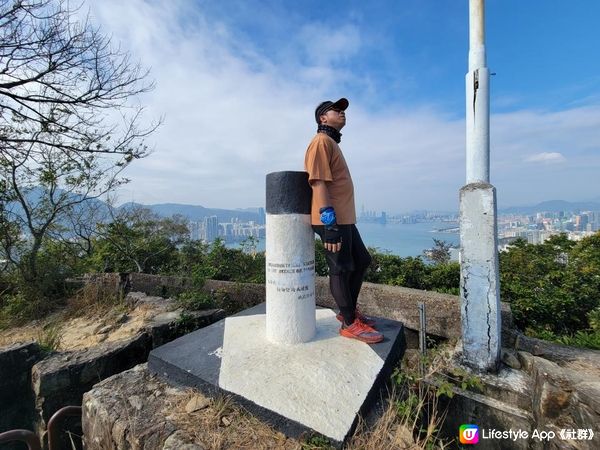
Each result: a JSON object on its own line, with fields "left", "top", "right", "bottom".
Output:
{"left": 230, "top": 221, "right": 460, "bottom": 258}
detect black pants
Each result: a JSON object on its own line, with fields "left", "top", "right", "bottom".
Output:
{"left": 313, "top": 224, "right": 372, "bottom": 325}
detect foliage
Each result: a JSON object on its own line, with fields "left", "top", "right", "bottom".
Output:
{"left": 526, "top": 328, "right": 600, "bottom": 351}
{"left": 424, "top": 262, "right": 460, "bottom": 295}
{"left": 36, "top": 322, "right": 63, "bottom": 353}
{"left": 0, "top": 239, "right": 80, "bottom": 326}
{"left": 301, "top": 434, "right": 334, "bottom": 450}
{"left": 89, "top": 207, "right": 188, "bottom": 273}
{"left": 423, "top": 239, "right": 453, "bottom": 265}
{"left": 363, "top": 247, "right": 459, "bottom": 294}
{"left": 0, "top": 292, "right": 38, "bottom": 328}
{"left": 203, "top": 238, "right": 265, "bottom": 284}
{"left": 65, "top": 282, "right": 123, "bottom": 318}
{"left": 176, "top": 290, "right": 214, "bottom": 311}
{"left": 314, "top": 239, "right": 328, "bottom": 276}
{"left": 500, "top": 233, "right": 600, "bottom": 336}
{"left": 0, "top": 0, "right": 155, "bottom": 310}
{"left": 387, "top": 344, "right": 465, "bottom": 448}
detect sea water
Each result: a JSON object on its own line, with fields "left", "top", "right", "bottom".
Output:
{"left": 232, "top": 221, "right": 459, "bottom": 258}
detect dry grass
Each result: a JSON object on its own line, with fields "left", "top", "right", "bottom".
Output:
{"left": 169, "top": 391, "right": 300, "bottom": 449}
{"left": 35, "top": 320, "right": 63, "bottom": 352}
{"left": 346, "top": 385, "right": 450, "bottom": 450}
{"left": 165, "top": 376, "right": 452, "bottom": 450}
{"left": 65, "top": 283, "right": 125, "bottom": 319}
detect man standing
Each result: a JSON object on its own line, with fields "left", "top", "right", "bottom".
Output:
{"left": 304, "top": 98, "right": 383, "bottom": 344}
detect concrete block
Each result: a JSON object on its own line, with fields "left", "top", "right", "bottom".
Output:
{"left": 459, "top": 183, "right": 501, "bottom": 372}
{"left": 148, "top": 303, "right": 405, "bottom": 447}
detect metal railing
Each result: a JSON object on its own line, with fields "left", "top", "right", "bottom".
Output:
{"left": 0, "top": 429, "right": 42, "bottom": 450}
{"left": 0, "top": 405, "right": 82, "bottom": 450}
{"left": 47, "top": 406, "right": 82, "bottom": 450}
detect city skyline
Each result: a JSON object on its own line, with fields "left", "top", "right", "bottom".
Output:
{"left": 85, "top": 1, "right": 600, "bottom": 212}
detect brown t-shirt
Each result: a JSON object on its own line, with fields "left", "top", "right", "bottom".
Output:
{"left": 304, "top": 133, "right": 356, "bottom": 225}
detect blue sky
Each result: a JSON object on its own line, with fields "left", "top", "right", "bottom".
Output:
{"left": 87, "top": 0, "right": 600, "bottom": 213}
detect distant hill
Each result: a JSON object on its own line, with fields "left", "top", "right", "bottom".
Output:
{"left": 119, "top": 202, "right": 260, "bottom": 223}
{"left": 500, "top": 200, "right": 600, "bottom": 215}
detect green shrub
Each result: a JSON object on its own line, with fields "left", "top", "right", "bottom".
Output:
{"left": 0, "top": 292, "right": 40, "bottom": 328}
{"left": 36, "top": 322, "right": 63, "bottom": 352}
{"left": 526, "top": 327, "right": 600, "bottom": 350}
{"left": 176, "top": 290, "right": 215, "bottom": 311}
{"left": 500, "top": 233, "right": 600, "bottom": 338}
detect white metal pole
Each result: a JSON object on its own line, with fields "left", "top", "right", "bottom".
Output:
{"left": 466, "top": 0, "right": 490, "bottom": 184}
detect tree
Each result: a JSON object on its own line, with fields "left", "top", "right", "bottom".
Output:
{"left": 90, "top": 208, "right": 189, "bottom": 274}
{"left": 423, "top": 238, "right": 452, "bottom": 265}
{"left": 0, "top": 0, "right": 157, "bottom": 291}
{"left": 499, "top": 233, "right": 600, "bottom": 335}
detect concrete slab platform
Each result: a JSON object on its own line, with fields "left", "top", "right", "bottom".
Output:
{"left": 148, "top": 303, "right": 405, "bottom": 446}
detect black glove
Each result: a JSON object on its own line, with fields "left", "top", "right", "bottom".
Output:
{"left": 323, "top": 225, "right": 342, "bottom": 245}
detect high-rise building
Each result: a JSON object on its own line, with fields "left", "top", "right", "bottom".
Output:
{"left": 258, "top": 207, "right": 266, "bottom": 225}
{"left": 204, "top": 216, "right": 219, "bottom": 242}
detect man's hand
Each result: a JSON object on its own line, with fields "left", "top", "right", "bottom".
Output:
{"left": 320, "top": 206, "right": 342, "bottom": 253}
{"left": 323, "top": 226, "right": 342, "bottom": 253}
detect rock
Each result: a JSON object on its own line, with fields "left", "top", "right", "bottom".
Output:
{"left": 402, "top": 349, "right": 422, "bottom": 372}
{"left": 0, "top": 342, "right": 44, "bottom": 444}
{"left": 83, "top": 364, "right": 184, "bottom": 449}
{"left": 163, "top": 431, "right": 205, "bottom": 450}
{"left": 116, "top": 313, "right": 129, "bottom": 324}
{"left": 517, "top": 351, "right": 535, "bottom": 374}
{"left": 538, "top": 381, "right": 572, "bottom": 419}
{"left": 502, "top": 349, "right": 521, "bottom": 370}
{"left": 129, "top": 395, "right": 143, "bottom": 410}
{"left": 32, "top": 332, "right": 151, "bottom": 443}
{"left": 126, "top": 291, "right": 167, "bottom": 308}
{"left": 221, "top": 416, "right": 232, "bottom": 427}
{"left": 146, "top": 382, "right": 159, "bottom": 391}
{"left": 185, "top": 395, "right": 210, "bottom": 413}
{"left": 97, "top": 325, "right": 113, "bottom": 335}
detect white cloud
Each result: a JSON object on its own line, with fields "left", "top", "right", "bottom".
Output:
{"left": 524, "top": 152, "right": 566, "bottom": 164}
{"left": 85, "top": 0, "right": 600, "bottom": 212}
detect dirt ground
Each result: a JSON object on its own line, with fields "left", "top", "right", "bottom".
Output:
{"left": 0, "top": 296, "right": 172, "bottom": 351}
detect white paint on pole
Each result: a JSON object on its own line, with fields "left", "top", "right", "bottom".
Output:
{"left": 459, "top": 184, "right": 501, "bottom": 372}
{"left": 266, "top": 213, "right": 316, "bottom": 344}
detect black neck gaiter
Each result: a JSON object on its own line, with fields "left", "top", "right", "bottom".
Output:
{"left": 317, "top": 124, "right": 342, "bottom": 143}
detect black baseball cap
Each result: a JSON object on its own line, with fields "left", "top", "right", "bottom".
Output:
{"left": 315, "top": 98, "right": 349, "bottom": 124}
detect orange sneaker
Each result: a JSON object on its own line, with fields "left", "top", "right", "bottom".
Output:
{"left": 340, "top": 319, "right": 384, "bottom": 344}
{"left": 336, "top": 309, "right": 377, "bottom": 327}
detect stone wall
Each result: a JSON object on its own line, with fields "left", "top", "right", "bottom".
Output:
{"left": 0, "top": 343, "right": 44, "bottom": 450}
{"left": 440, "top": 348, "right": 599, "bottom": 450}
{"left": 0, "top": 295, "right": 224, "bottom": 450}
{"left": 84, "top": 273, "right": 468, "bottom": 340}
{"left": 31, "top": 333, "right": 151, "bottom": 444}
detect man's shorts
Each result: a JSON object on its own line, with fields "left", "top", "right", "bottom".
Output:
{"left": 312, "top": 224, "right": 372, "bottom": 275}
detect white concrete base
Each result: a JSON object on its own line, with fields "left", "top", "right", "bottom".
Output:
{"left": 148, "top": 303, "right": 406, "bottom": 446}
{"left": 221, "top": 308, "right": 380, "bottom": 441}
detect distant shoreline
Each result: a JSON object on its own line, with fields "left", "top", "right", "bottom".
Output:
{"left": 430, "top": 226, "right": 459, "bottom": 233}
